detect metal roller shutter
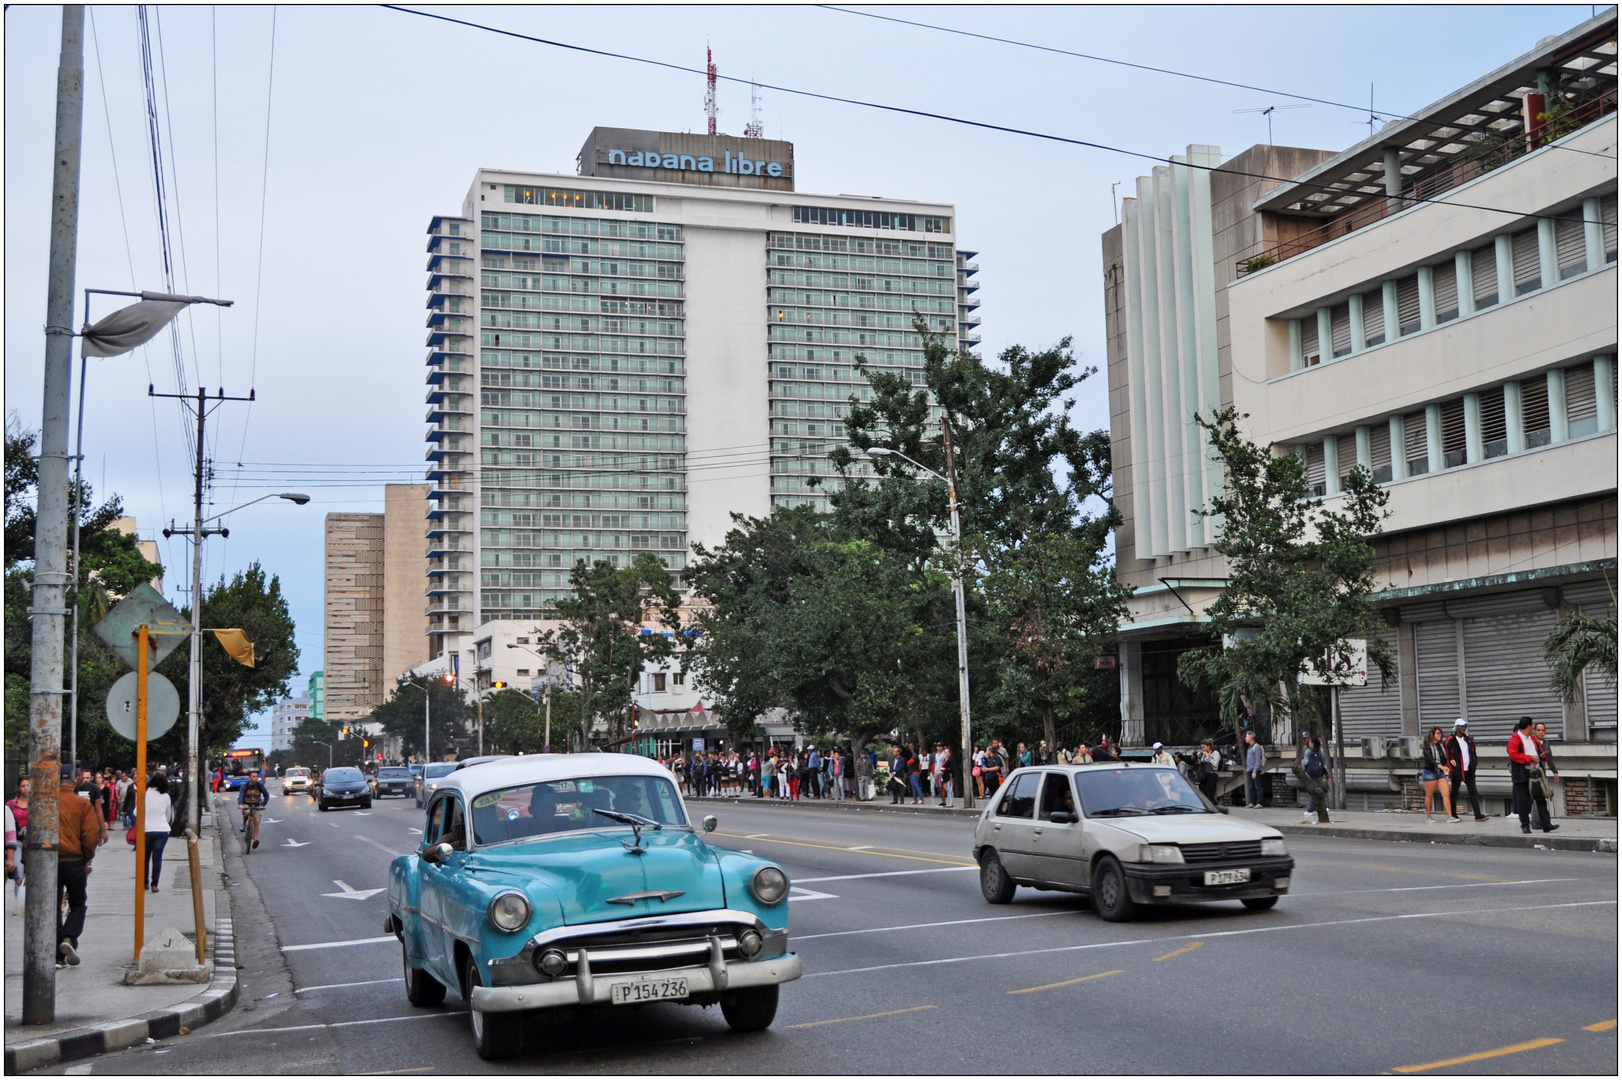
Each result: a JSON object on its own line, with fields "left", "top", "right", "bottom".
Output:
{"left": 1337, "top": 628, "right": 1401, "bottom": 740}
{"left": 1396, "top": 275, "right": 1421, "bottom": 335}
{"left": 1565, "top": 360, "right": 1598, "bottom": 437}
{"left": 1512, "top": 228, "right": 1542, "bottom": 294}
{"left": 1562, "top": 579, "right": 1617, "bottom": 607}
{"left": 1368, "top": 422, "right": 1392, "bottom": 483}
{"left": 1416, "top": 620, "right": 1461, "bottom": 730}
{"left": 1462, "top": 606, "right": 1565, "bottom": 742}
{"left": 1521, "top": 376, "right": 1550, "bottom": 447}
{"left": 1432, "top": 260, "right": 1459, "bottom": 322}
{"left": 1362, "top": 288, "right": 1387, "bottom": 345}
{"left": 1574, "top": 582, "right": 1618, "bottom": 734}
{"left": 1300, "top": 317, "right": 1320, "bottom": 366}
{"left": 1603, "top": 194, "right": 1618, "bottom": 263}
{"left": 1479, "top": 386, "right": 1508, "bottom": 458}
{"left": 1330, "top": 302, "right": 1352, "bottom": 358}
{"left": 1556, "top": 214, "right": 1587, "bottom": 278}
{"left": 1336, "top": 433, "right": 1356, "bottom": 486}
{"left": 1404, "top": 411, "right": 1429, "bottom": 475}
{"left": 1440, "top": 398, "right": 1466, "bottom": 468}
{"left": 1471, "top": 243, "right": 1498, "bottom": 308}
{"left": 1303, "top": 442, "right": 1326, "bottom": 495}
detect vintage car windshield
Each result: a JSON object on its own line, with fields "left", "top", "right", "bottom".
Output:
{"left": 470, "top": 775, "right": 689, "bottom": 846}
{"left": 1074, "top": 767, "right": 1210, "bottom": 817}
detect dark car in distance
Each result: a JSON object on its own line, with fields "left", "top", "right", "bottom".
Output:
{"left": 373, "top": 766, "right": 413, "bottom": 799}
{"left": 318, "top": 766, "right": 373, "bottom": 812}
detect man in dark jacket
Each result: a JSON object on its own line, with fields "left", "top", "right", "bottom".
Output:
{"left": 1443, "top": 718, "right": 1490, "bottom": 822}
{"left": 1507, "top": 716, "right": 1557, "bottom": 834}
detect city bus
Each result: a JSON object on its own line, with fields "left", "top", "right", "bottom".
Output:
{"left": 221, "top": 748, "right": 265, "bottom": 790}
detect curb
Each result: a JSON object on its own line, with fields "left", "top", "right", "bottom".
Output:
{"left": 4, "top": 817, "right": 240, "bottom": 1073}
{"left": 1274, "top": 822, "right": 1619, "bottom": 853}
{"left": 690, "top": 794, "right": 984, "bottom": 819}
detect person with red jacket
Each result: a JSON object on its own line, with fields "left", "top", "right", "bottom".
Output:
{"left": 1507, "top": 716, "right": 1557, "bottom": 834}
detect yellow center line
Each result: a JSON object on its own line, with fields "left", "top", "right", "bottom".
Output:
{"left": 1392, "top": 1037, "right": 1563, "bottom": 1073}
{"left": 785, "top": 1004, "right": 936, "bottom": 1029}
{"left": 1583, "top": 1019, "right": 1618, "bottom": 1032}
{"left": 1007, "top": 970, "right": 1123, "bottom": 995}
{"left": 1152, "top": 942, "right": 1204, "bottom": 962}
{"left": 712, "top": 832, "right": 975, "bottom": 866}
{"left": 1453, "top": 874, "right": 1511, "bottom": 883}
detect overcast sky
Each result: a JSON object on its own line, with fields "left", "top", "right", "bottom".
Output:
{"left": 5, "top": 4, "right": 1600, "bottom": 746}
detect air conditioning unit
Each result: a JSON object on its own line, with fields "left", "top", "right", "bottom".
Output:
{"left": 1360, "top": 737, "right": 1384, "bottom": 759}
{"left": 1400, "top": 736, "right": 1423, "bottom": 760}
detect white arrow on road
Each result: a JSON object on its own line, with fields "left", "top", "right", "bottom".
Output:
{"left": 407, "top": 828, "right": 422, "bottom": 835}
{"left": 322, "top": 880, "right": 386, "bottom": 901}
{"left": 264, "top": 817, "right": 283, "bottom": 824}
{"left": 353, "top": 811, "right": 372, "bottom": 816}
{"left": 283, "top": 838, "right": 311, "bottom": 849}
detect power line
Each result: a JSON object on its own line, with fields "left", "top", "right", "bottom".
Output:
{"left": 381, "top": 4, "right": 1614, "bottom": 227}
{"left": 233, "top": 5, "right": 279, "bottom": 500}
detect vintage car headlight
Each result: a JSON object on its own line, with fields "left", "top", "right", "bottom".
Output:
{"left": 749, "top": 865, "right": 789, "bottom": 905}
{"left": 487, "top": 891, "right": 531, "bottom": 933}
{"left": 1138, "top": 843, "right": 1184, "bottom": 864}
{"left": 1261, "top": 837, "right": 1287, "bottom": 857}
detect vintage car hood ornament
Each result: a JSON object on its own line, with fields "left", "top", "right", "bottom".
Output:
{"left": 606, "top": 889, "right": 687, "bottom": 905}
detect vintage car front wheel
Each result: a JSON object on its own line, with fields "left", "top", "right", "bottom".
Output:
{"left": 464, "top": 953, "right": 522, "bottom": 1060}
{"left": 402, "top": 943, "right": 446, "bottom": 1006}
{"left": 720, "top": 984, "right": 779, "bottom": 1033}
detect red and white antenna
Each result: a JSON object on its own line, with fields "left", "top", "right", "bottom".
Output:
{"left": 705, "top": 46, "right": 718, "bottom": 136}
{"left": 744, "top": 77, "right": 764, "bottom": 138}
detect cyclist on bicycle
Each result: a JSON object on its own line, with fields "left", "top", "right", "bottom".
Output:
{"left": 237, "top": 772, "right": 270, "bottom": 849}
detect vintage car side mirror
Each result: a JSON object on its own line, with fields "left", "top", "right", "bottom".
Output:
{"left": 1047, "top": 811, "right": 1075, "bottom": 824}
{"left": 701, "top": 815, "right": 718, "bottom": 833}
{"left": 420, "top": 842, "right": 454, "bottom": 864}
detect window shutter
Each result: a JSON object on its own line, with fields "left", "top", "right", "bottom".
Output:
{"left": 1396, "top": 275, "right": 1421, "bottom": 335}
{"left": 1300, "top": 316, "right": 1320, "bottom": 366}
{"left": 1330, "top": 302, "right": 1352, "bottom": 358}
{"left": 1403, "top": 411, "right": 1429, "bottom": 474}
{"left": 1337, "top": 433, "right": 1356, "bottom": 486}
{"left": 1566, "top": 360, "right": 1598, "bottom": 436}
{"left": 1362, "top": 288, "right": 1387, "bottom": 346}
{"left": 1432, "top": 260, "right": 1459, "bottom": 322}
{"left": 1471, "top": 243, "right": 1499, "bottom": 308}
{"left": 1511, "top": 228, "right": 1541, "bottom": 294}
{"left": 1479, "top": 385, "right": 1508, "bottom": 457}
{"left": 1439, "top": 399, "right": 1466, "bottom": 467}
{"left": 1556, "top": 213, "right": 1587, "bottom": 278}
{"left": 1602, "top": 194, "right": 1618, "bottom": 264}
{"left": 1521, "top": 375, "right": 1551, "bottom": 446}
{"left": 1368, "top": 422, "right": 1393, "bottom": 483}
{"left": 1303, "top": 442, "right": 1326, "bottom": 495}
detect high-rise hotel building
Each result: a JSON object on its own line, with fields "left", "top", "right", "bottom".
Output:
{"left": 424, "top": 127, "right": 981, "bottom": 661}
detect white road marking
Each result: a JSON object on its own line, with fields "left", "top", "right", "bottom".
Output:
{"left": 64, "top": 1066, "right": 92, "bottom": 1075}
{"left": 329, "top": 823, "right": 341, "bottom": 829}
{"left": 355, "top": 835, "right": 408, "bottom": 858}
{"left": 798, "top": 910, "right": 1073, "bottom": 941}
{"left": 746, "top": 834, "right": 772, "bottom": 839}
{"left": 846, "top": 845, "right": 874, "bottom": 851}
{"left": 322, "top": 880, "right": 386, "bottom": 901}
{"left": 1297, "top": 877, "right": 1580, "bottom": 898}
{"left": 787, "top": 886, "right": 838, "bottom": 902}
{"left": 805, "top": 900, "right": 1618, "bottom": 978}
{"left": 354, "top": 811, "right": 373, "bottom": 816}
{"left": 407, "top": 828, "right": 422, "bottom": 835}
{"left": 294, "top": 977, "right": 401, "bottom": 995}
{"left": 203, "top": 1011, "right": 460, "bottom": 1037}
{"left": 281, "top": 934, "right": 396, "bottom": 953}
{"left": 263, "top": 817, "right": 282, "bottom": 824}
{"left": 282, "top": 839, "right": 311, "bottom": 849}
{"left": 794, "top": 865, "right": 978, "bottom": 884}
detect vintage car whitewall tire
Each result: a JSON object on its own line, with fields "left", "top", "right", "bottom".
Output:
{"left": 402, "top": 943, "right": 446, "bottom": 1006}
{"left": 1091, "top": 856, "right": 1136, "bottom": 923}
{"left": 978, "top": 851, "right": 1016, "bottom": 905}
{"left": 465, "top": 952, "right": 522, "bottom": 1060}
{"left": 720, "top": 984, "right": 779, "bottom": 1033}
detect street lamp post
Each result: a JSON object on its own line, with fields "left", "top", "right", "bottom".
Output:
{"left": 312, "top": 740, "right": 333, "bottom": 769}
{"left": 401, "top": 674, "right": 439, "bottom": 763}
{"left": 866, "top": 443, "right": 975, "bottom": 810}
{"left": 507, "top": 643, "right": 558, "bottom": 753}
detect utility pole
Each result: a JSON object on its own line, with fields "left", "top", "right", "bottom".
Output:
{"left": 151, "top": 386, "right": 253, "bottom": 836}
{"left": 941, "top": 417, "right": 974, "bottom": 810}
{"left": 24, "top": 4, "right": 84, "bottom": 1024}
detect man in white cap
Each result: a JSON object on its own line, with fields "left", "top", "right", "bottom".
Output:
{"left": 1443, "top": 718, "right": 1489, "bottom": 822}
{"left": 1151, "top": 742, "right": 1175, "bottom": 767}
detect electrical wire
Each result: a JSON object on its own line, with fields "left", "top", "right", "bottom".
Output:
{"left": 381, "top": 4, "right": 1615, "bottom": 228}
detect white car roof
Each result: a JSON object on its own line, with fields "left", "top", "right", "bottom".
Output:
{"left": 435, "top": 753, "right": 677, "bottom": 801}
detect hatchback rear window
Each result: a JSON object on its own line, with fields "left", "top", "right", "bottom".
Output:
{"left": 377, "top": 768, "right": 410, "bottom": 779}
{"left": 326, "top": 768, "right": 363, "bottom": 782}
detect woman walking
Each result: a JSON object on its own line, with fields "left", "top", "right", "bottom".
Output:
{"left": 144, "top": 773, "right": 174, "bottom": 892}
{"left": 1420, "top": 727, "right": 1458, "bottom": 822}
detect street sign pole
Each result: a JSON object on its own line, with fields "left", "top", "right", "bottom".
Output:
{"left": 134, "top": 626, "right": 148, "bottom": 963}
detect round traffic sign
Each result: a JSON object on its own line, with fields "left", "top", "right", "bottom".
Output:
{"left": 105, "top": 671, "right": 181, "bottom": 741}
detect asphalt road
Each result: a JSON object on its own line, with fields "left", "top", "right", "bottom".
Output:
{"left": 38, "top": 785, "right": 1619, "bottom": 1075}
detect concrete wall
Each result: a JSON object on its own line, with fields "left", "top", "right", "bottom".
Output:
{"left": 382, "top": 484, "right": 429, "bottom": 686}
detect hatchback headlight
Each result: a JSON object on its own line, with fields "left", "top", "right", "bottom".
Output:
{"left": 1138, "top": 843, "right": 1184, "bottom": 864}
{"left": 1261, "top": 837, "right": 1287, "bottom": 857}
{"left": 749, "top": 865, "right": 789, "bottom": 905}
{"left": 487, "top": 891, "right": 531, "bottom": 932}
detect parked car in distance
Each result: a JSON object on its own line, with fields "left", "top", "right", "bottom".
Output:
{"left": 318, "top": 766, "right": 374, "bottom": 812}
{"left": 386, "top": 754, "right": 801, "bottom": 1060}
{"left": 414, "top": 762, "right": 458, "bottom": 809}
{"left": 281, "top": 767, "right": 312, "bottom": 795}
{"left": 972, "top": 763, "right": 1293, "bottom": 922}
{"left": 374, "top": 766, "right": 413, "bottom": 799}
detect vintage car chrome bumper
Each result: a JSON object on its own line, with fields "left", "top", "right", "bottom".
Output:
{"left": 1122, "top": 855, "right": 1294, "bottom": 903}
{"left": 470, "top": 952, "right": 802, "bottom": 1013}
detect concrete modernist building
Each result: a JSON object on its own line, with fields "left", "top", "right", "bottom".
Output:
{"left": 1102, "top": 14, "right": 1618, "bottom": 811}
{"left": 423, "top": 126, "right": 981, "bottom": 667}
{"left": 323, "top": 484, "right": 432, "bottom": 724}
{"left": 306, "top": 671, "right": 324, "bottom": 722}
{"left": 271, "top": 695, "right": 309, "bottom": 752}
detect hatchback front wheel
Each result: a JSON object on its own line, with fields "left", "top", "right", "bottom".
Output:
{"left": 978, "top": 850, "right": 1016, "bottom": 904}
{"left": 1091, "top": 856, "right": 1136, "bottom": 922}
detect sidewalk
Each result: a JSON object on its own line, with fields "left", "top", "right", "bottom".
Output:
{"left": 689, "top": 793, "right": 1619, "bottom": 852}
{"left": 3, "top": 807, "right": 239, "bottom": 1072}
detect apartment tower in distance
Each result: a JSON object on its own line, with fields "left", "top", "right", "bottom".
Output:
{"left": 323, "top": 484, "right": 432, "bottom": 725}
{"left": 423, "top": 126, "right": 981, "bottom": 664}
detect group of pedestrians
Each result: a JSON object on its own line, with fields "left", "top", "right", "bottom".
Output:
{"left": 885, "top": 744, "right": 956, "bottom": 806}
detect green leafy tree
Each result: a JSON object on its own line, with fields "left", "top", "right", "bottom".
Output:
{"left": 1543, "top": 601, "right": 1618, "bottom": 704}
{"left": 374, "top": 675, "right": 469, "bottom": 762}
{"left": 1177, "top": 407, "right": 1394, "bottom": 772}
{"left": 272, "top": 715, "right": 344, "bottom": 771}
{"left": 537, "top": 552, "right": 682, "bottom": 751}
{"left": 486, "top": 687, "right": 581, "bottom": 755}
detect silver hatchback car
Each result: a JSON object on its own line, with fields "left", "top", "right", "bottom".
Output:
{"left": 972, "top": 763, "right": 1293, "bottom": 921}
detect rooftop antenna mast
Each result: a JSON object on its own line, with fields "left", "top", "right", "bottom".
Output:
{"left": 744, "top": 77, "right": 764, "bottom": 138}
{"left": 1233, "top": 102, "right": 1310, "bottom": 145}
{"left": 705, "top": 46, "right": 718, "bottom": 136}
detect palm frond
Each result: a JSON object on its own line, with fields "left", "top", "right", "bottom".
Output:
{"left": 1543, "top": 610, "right": 1618, "bottom": 704}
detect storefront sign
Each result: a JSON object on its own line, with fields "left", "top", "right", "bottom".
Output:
{"left": 607, "top": 148, "right": 784, "bottom": 178}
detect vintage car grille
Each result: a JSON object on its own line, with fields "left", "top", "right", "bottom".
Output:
{"left": 1178, "top": 840, "right": 1263, "bottom": 863}
{"left": 489, "top": 914, "right": 779, "bottom": 986}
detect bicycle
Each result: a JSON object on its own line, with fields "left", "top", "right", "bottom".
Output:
{"left": 240, "top": 805, "right": 261, "bottom": 855}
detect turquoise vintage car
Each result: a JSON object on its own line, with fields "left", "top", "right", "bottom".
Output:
{"left": 385, "top": 754, "right": 801, "bottom": 1060}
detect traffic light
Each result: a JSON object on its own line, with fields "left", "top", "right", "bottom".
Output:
{"left": 492, "top": 681, "right": 507, "bottom": 689}
{"left": 362, "top": 739, "right": 370, "bottom": 749}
